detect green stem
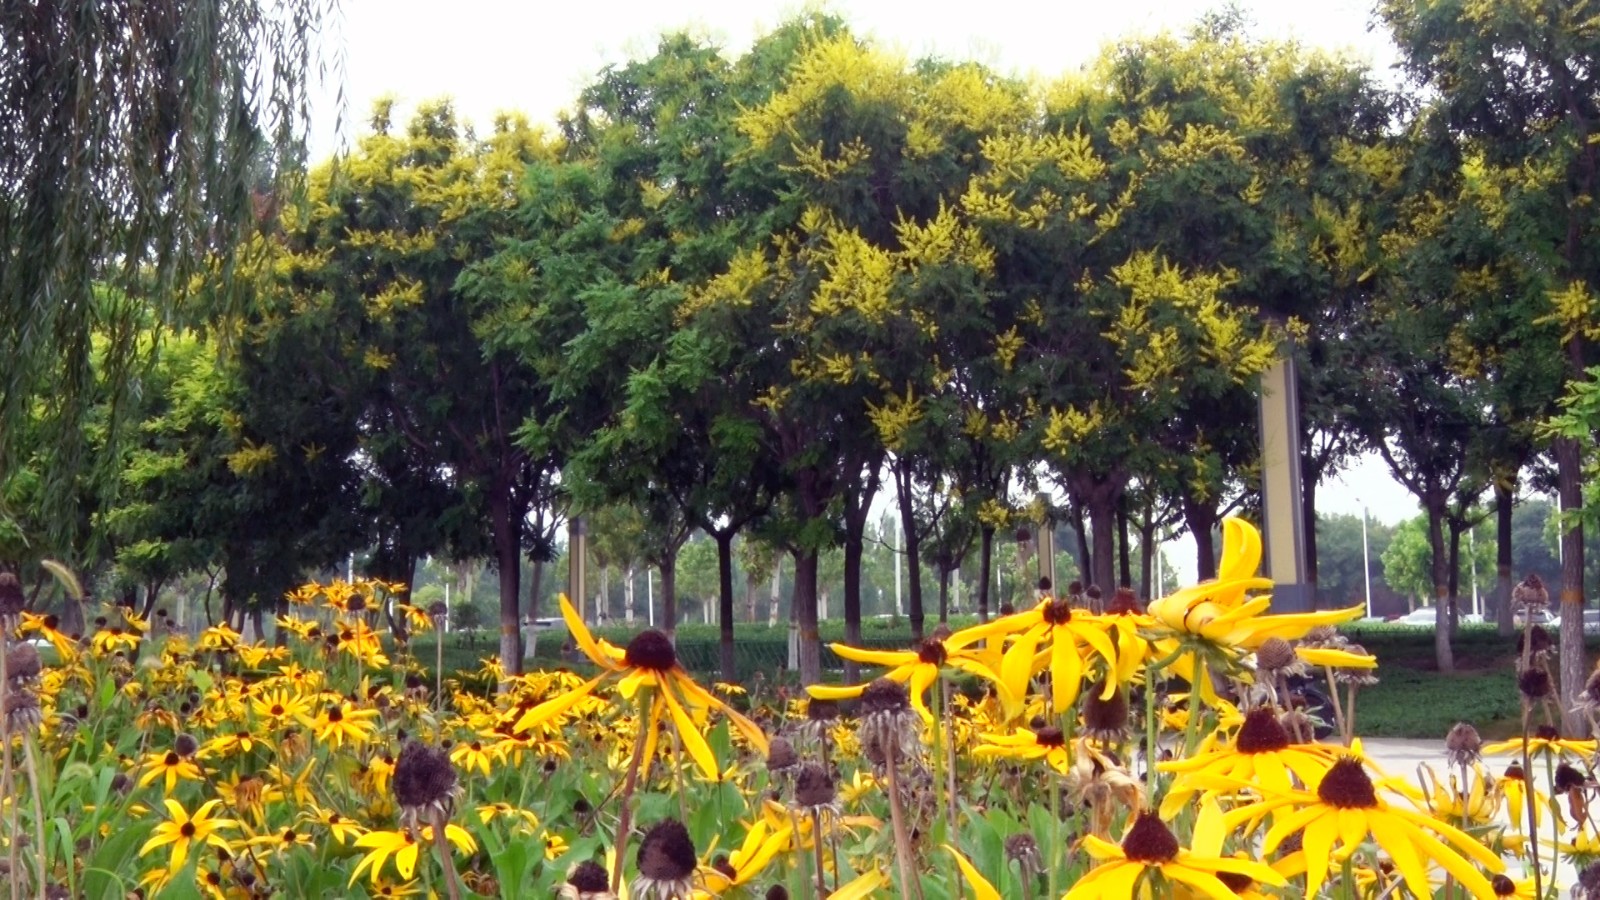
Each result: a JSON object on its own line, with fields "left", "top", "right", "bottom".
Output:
{"left": 610, "top": 692, "right": 653, "bottom": 894}
{"left": 1144, "top": 664, "right": 1159, "bottom": 801}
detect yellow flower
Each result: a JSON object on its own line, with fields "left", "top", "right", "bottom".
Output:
{"left": 1065, "top": 804, "right": 1285, "bottom": 899}
{"left": 807, "top": 629, "right": 1004, "bottom": 725}
{"left": 1417, "top": 762, "right": 1500, "bottom": 827}
{"left": 138, "top": 749, "right": 204, "bottom": 793}
{"left": 514, "top": 595, "right": 769, "bottom": 780}
{"left": 1158, "top": 706, "right": 1340, "bottom": 817}
{"left": 350, "top": 829, "right": 423, "bottom": 885}
{"left": 542, "top": 831, "right": 570, "bottom": 860}
{"left": 973, "top": 724, "right": 1073, "bottom": 774}
{"left": 304, "top": 803, "right": 366, "bottom": 845}
{"left": 301, "top": 699, "right": 379, "bottom": 748}
{"left": 1482, "top": 729, "right": 1598, "bottom": 763}
{"left": 955, "top": 595, "right": 1120, "bottom": 719}
{"left": 477, "top": 802, "right": 539, "bottom": 832}
{"left": 90, "top": 627, "right": 141, "bottom": 655}
{"left": 198, "top": 623, "right": 242, "bottom": 652}
{"left": 139, "top": 799, "right": 237, "bottom": 873}
{"left": 450, "top": 739, "right": 496, "bottom": 778}
{"left": 247, "top": 825, "right": 318, "bottom": 854}
{"left": 1222, "top": 749, "right": 1504, "bottom": 897}
{"left": 698, "top": 820, "right": 792, "bottom": 894}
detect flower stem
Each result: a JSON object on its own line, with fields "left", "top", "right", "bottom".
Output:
{"left": 20, "top": 736, "right": 46, "bottom": 900}
{"left": 1521, "top": 703, "right": 1543, "bottom": 900}
{"left": 1, "top": 629, "right": 18, "bottom": 900}
{"left": 430, "top": 807, "right": 462, "bottom": 900}
{"left": 1144, "top": 663, "right": 1159, "bottom": 800}
{"left": 883, "top": 736, "right": 923, "bottom": 900}
{"left": 610, "top": 693, "right": 653, "bottom": 894}
{"left": 811, "top": 808, "right": 828, "bottom": 900}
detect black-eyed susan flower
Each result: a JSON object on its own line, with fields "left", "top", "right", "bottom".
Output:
{"left": 138, "top": 748, "right": 204, "bottom": 793}
{"left": 349, "top": 829, "right": 424, "bottom": 885}
{"left": 450, "top": 738, "right": 496, "bottom": 778}
{"left": 1483, "top": 725, "right": 1598, "bottom": 763}
{"left": 476, "top": 802, "right": 538, "bottom": 831}
{"left": 1222, "top": 750, "right": 1504, "bottom": 897}
{"left": 973, "top": 724, "right": 1072, "bottom": 774}
{"left": 700, "top": 819, "right": 792, "bottom": 894}
{"left": 558, "top": 860, "right": 617, "bottom": 900}
{"left": 634, "top": 819, "right": 697, "bottom": 900}
{"left": 1157, "top": 705, "right": 1340, "bottom": 817}
{"left": 806, "top": 628, "right": 1005, "bottom": 726}
{"left": 1064, "top": 805, "right": 1285, "bottom": 899}
{"left": 246, "top": 825, "right": 317, "bottom": 855}
{"left": 513, "top": 595, "right": 769, "bottom": 779}
{"left": 301, "top": 698, "right": 378, "bottom": 748}
{"left": 958, "top": 593, "right": 1119, "bottom": 719}
{"left": 139, "top": 799, "right": 237, "bottom": 872}
{"left": 304, "top": 803, "right": 365, "bottom": 845}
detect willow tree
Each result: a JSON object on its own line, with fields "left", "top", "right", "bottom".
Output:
{"left": 0, "top": 1, "right": 335, "bottom": 545}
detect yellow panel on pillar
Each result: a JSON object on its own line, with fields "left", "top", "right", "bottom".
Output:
{"left": 1257, "top": 343, "right": 1313, "bottom": 612}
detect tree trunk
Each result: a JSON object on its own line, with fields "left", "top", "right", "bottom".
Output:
{"left": 1138, "top": 516, "right": 1155, "bottom": 601}
{"left": 716, "top": 532, "right": 737, "bottom": 684}
{"left": 1071, "top": 503, "right": 1091, "bottom": 589}
{"left": 894, "top": 463, "right": 927, "bottom": 641}
{"left": 769, "top": 560, "right": 781, "bottom": 627}
{"left": 491, "top": 489, "right": 522, "bottom": 677}
{"left": 528, "top": 560, "right": 544, "bottom": 623}
{"left": 794, "top": 548, "right": 822, "bottom": 684}
{"left": 1087, "top": 493, "right": 1117, "bottom": 597}
{"left": 1447, "top": 520, "right": 1463, "bottom": 637}
{"left": 1117, "top": 497, "right": 1132, "bottom": 589}
{"left": 977, "top": 525, "right": 995, "bottom": 622}
{"left": 1302, "top": 468, "right": 1319, "bottom": 597}
{"left": 625, "top": 564, "right": 637, "bottom": 624}
{"left": 596, "top": 564, "right": 610, "bottom": 624}
{"left": 1427, "top": 507, "right": 1453, "bottom": 674}
{"left": 1187, "top": 500, "right": 1219, "bottom": 582}
{"left": 1558, "top": 434, "right": 1586, "bottom": 734}
{"left": 1496, "top": 482, "right": 1514, "bottom": 637}
{"left": 938, "top": 566, "right": 951, "bottom": 623}
{"left": 842, "top": 535, "right": 863, "bottom": 684}
{"left": 660, "top": 548, "right": 679, "bottom": 640}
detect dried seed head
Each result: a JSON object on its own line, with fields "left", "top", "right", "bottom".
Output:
{"left": 1444, "top": 723, "right": 1482, "bottom": 766}
{"left": 174, "top": 733, "right": 200, "bottom": 758}
{"left": 1297, "top": 626, "right": 1344, "bottom": 650}
{"left": 566, "top": 860, "right": 610, "bottom": 893}
{"left": 1513, "top": 574, "right": 1549, "bottom": 611}
{"left": 1081, "top": 682, "right": 1128, "bottom": 741}
{"left": 1106, "top": 587, "right": 1142, "bottom": 615}
{"left": 392, "top": 740, "right": 458, "bottom": 817}
{"left": 1005, "top": 832, "right": 1043, "bottom": 871}
{"left": 805, "top": 699, "right": 839, "bottom": 722}
{"left": 793, "top": 763, "right": 837, "bottom": 809}
{"left": 766, "top": 736, "right": 799, "bottom": 773}
{"left": 1234, "top": 706, "right": 1291, "bottom": 754}
{"left": 1332, "top": 644, "right": 1378, "bottom": 686}
{"left": 930, "top": 623, "right": 953, "bottom": 643}
{"left": 637, "top": 819, "right": 697, "bottom": 882}
{"left": 1255, "top": 638, "right": 1298, "bottom": 674}
{"left": 860, "top": 678, "right": 910, "bottom": 716}
{"left": 623, "top": 630, "right": 678, "bottom": 672}
{"left": 5, "top": 690, "right": 41, "bottom": 732}
{"left": 426, "top": 601, "right": 448, "bottom": 620}
{"left": 0, "top": 572, "right": 22, "bottom": 617}
{"left": 916, "top": 639, "right": 948, "bottom": 667}
{"left": 1519, "top": 668, "right": 1553, "bottom": 702}
{"left": 1519, "top": 626, "right": 1553, "bottom": 656}
{"left": 1316, "top": 758, "right": 1378, "bottom": 809}
{"left": 5, "top": 643, "right": 41, "bottom": 682}
{"left": 1119, "top": 811, "right": 1179, "bottom": 863}
{"left": 1577, "top": 863, "right": 1600, "bottom": 900}
{"left": 1032, "top": 725, "right": 1066, "bottom": 748}
{"left": 1557, "top": 763, "right": 1589, "bottom": 793}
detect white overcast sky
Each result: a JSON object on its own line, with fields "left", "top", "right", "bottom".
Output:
{"left": 306, "top": 0, "right": 1431, "bottom": 567}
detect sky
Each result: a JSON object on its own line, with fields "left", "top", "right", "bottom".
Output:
{"left": 305, "top": 0, "right": 1434, "bottom": 578}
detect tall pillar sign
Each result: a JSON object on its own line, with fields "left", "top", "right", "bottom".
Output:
{"left": 1257, "top": 346, "right": 1313, "bottom": 612}
{"left": 569, "top": 517, "right": 588, "bottom": 620}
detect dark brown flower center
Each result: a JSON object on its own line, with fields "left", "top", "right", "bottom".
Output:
{"left": 1082, "top": 682, "right": 1128, "bottom": 732}
{"left": 567, "top": 860, "right": 609, "bottom": 892}
{"left": 1120, "top": 811, "right": 1179, "bottom": 863}
{"left": 712, "top": 853, "right": 737, "bottom": 878}
{"left": 164, "top": 751, "right": 180, "bottom": 766}
{"left": 1490, "top": 874, "right": 1516, "bottom": 896}
{"left": 624, "top": 630, "right": 678, "bottom": 671}
{"left": 1217, "top": 872, "right": 1254, "bottom": 892}
{"left": 180, "top": 821, "right": 197, "bottom": 838}
{"left": 794, "top": 763, "right": 837, "bottom": 808}
{"left": 860, "top": 677, "right": 910, "bottom": 715}
{"left": 1535, "top": 724, "right": 1561, "bottom": 742}
{"left": 1316, "top": 758, "right": 1378, "bottom": 809}
{"left": 637, "top": 818, "right": 697, "bottom": 880}
{"left": 917, "top": 639, "right": 948, "bottom": 666}
{"left": 327, "top": 706, "right": 344, "bottom": 722}
{"left": 1032, "top": 726, "right": 1066, "bottom": 747}
{"left": 1042, "top": 599, "right": 1074, "bottom": 625}
{"left": 282, "top": 829, "right": 297, "bottom": 843}
{"left": 1234, "top": 707, "right": 1292, "bottom": 753}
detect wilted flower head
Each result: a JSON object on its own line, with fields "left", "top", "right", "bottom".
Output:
{"left": 1332, "top": 645, "right": 1379, "bottom": 686}
{"left": 1005, "top": 832, "right": 1043, "bottom": 876}
{"left": 1519, "top": 668, "right": 1554, "bottom": 703}
{"left": 634, "top": 819, "right": 697, "bottom": 900}
{"left": 793, "top": 762, "right": 838, "bottom": 814}
{"left": 1445, "top": 722, "right": 1482, "bottom": 767}
{"left": 766, "top": 736, "right": 800, "bottom": 775}
{"left": 0, "top": 572, "right": 22, "bottom": 620}
{"left": 857, "top": 678, "right": 920, "bottom": 770}
{"left": 557, "top": 860, "right": 617, "bottom": 900}
{"left": 1255, "top": 637, "right": 1301, "bottom": 677}
{"left": 4, "top": 642, "right": 41, "bottom": 684}
{"left": 1513, "top": 573, "right": 1549, "bottom": 612}
{"left": 392, "top": 740, "right": 458, "bottom": 828}
{"left": 1081, "top": 680, "right": 1129, "bottom": 744}
{"left": 5, "top": 690, "right": 41, "bottom": 734}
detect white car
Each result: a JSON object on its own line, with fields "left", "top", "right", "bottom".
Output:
{"left": 1393, "top": 607, "right": 1443, "bottom": 627}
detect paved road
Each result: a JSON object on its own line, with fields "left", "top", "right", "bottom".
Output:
{"left": 1362, "top": 738, "right": 1576, "bottom": 892}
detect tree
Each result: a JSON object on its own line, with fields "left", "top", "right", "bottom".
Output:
{"left": 0, "top": 1, "right": 334, "bottom": 540}
{"left": 1381, "top": 0, "right": 1600, "bottom": 727}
